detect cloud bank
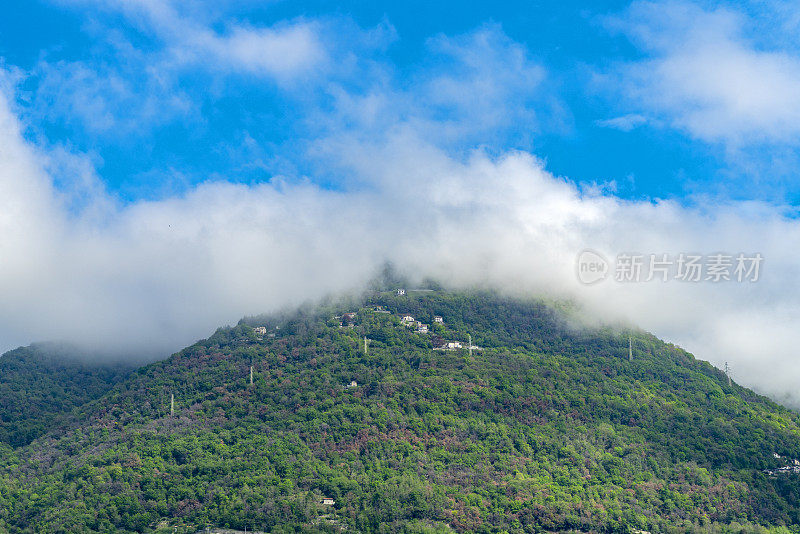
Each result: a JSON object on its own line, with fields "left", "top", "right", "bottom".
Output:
{"left": 608, "top": 1, "right": 800, "bottom": 145}
{"left": 3, "top": 77, "right": 800, "bottom": 404}
{"left": 1, "top": 1, "right": 799, "bottom": 407}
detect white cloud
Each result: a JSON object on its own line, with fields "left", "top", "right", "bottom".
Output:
{"left": 2, "top": 13, "right": 800, "bottom": 409}
{"left": 3, "top": 75, "right": 800, "bottom": 405}
{"left": 610, "top": 1, "right": 800, "bottom": 145}
{"left": 189, "top": 22, "right": 325, "bottom": 80}
{"left": 69, "top": 0, "right": 327, "bottom": 81}
{"left": 595, "top": 113, "right": 648, "bottom": 132}
{"left": 305, "top": 24, "right": 561, "bottom": 167}
{"left": 32, "top": 58, "right": 193, "bottom": 135}
{"left": 420, "top": 25, "right": 548, "bottom": 138}
{"left": 24, "top": 0, "right": 330, "bottom": 139}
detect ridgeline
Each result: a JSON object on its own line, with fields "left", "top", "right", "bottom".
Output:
{"left": 0, "top": 291, "right": 798, "bottom": 533}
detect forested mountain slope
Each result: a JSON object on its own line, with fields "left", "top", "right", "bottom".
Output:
{"left": 0, "top": 292, "right": 798, "bottom": 533}
{"left": 0, "top": 343, "right": 135, "bottom": 448}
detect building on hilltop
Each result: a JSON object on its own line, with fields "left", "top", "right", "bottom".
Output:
{"left": 432, "top": 338, "right": 463, "bottom": 350}
{"left": 253, "top": 326, "right": 267, "bottom": 335}
{"left": 342, "top": 312, "right": 356, "bottom": 327}
{"left": 433, "top": 316, "right": 444, "bottom": 324}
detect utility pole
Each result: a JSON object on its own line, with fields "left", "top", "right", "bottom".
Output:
{"left": 468, "top": 334, "right": 472, "bottom": 357}
{"left": 364, "top": 336, "right": 368, "bottom": 356}
{"left": 170, "top": 393, "right": 174, "bottom": 416}
{"left": 628, "top": 336, "right": 633, "bottom": 362}
{"left": 724, "top": 362, "right": 732, "bottom": 387}
{"left": 250, "top": 365, "right": 254, "bottom": 385}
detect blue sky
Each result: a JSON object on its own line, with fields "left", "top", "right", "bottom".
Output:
{"left": 2, "top": 0, "right": 800, "bottom": 403}
{"left": 1, "top": 0, "right": 790, "bottom": 204}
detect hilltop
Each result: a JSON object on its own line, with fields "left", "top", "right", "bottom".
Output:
{"left": 0, "top": 343, "right": 135, "bottom": 448}
{"left": 0, "top": 291, "right": 799, "bottom": 533}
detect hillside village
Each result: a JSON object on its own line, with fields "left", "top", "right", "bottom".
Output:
{"left": 6, "top": 291, "right": 800, "bottom": 533}
{"left": 248, "top": 288, "right": 483, "bottom": 354}
{"left": 329, "top": 289, "right": 482, "bottom": 352}
{"left": 764, "top": 454, "right": 800, "bottom": 476}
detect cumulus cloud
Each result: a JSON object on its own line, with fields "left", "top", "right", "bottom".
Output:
{"left": 199, "top": 23, "right": 323, "bottom": 79}
{"left": 25, "top": 0, "right": 331, "bottom": 140}
{"left": 609, "top": 1, "right": 800, "bottom": 145}
{"left": 2, "top": 9, "right": 800, "bottom": 408}
{"left": 304, "top": 23, "right": 561, "bottom": 171}
{"left": 63, "top": 0, "right": 327, "bottom": 81}
{"left": 3, "top": 75, "right": 800, "bottom": 405}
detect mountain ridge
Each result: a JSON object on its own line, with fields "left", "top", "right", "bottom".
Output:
{"left": 0, "top": 291, "right": 798, "bottom": 533}
{"left": 0, "top": 342, "right": 135, "bottom": 448}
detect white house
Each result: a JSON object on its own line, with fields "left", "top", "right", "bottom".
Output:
{"left": 417, "top": 324, "right": 429, "bottom": 334}
{"left": 321, "top": 497, "right": 336, "bottom": 505}
{"left": 433, "top": 316, "right": 444, "bottom": 324}
{"left": 396, "top": 288, "right": 406, "bottom": 296}
{"left": 253, "top": 326, "right": 267, "bottom": 335}
{"left": 347, "top": 380, "right": 358, "bottom": 388}
{"left": 446, "top": 341, "right": 462, "bottom": 349}
{"left": 400, "top": 315, "right": 415, "bottom": 325}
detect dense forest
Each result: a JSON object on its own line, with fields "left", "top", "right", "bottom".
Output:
{"left": 0, "top": 291, "right": 799, "bottom": 533}
{"left": 0, "top": 343, "right": 134, "bottom": 448}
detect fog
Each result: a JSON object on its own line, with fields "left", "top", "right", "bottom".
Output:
{"left": 2, "top": 3, "right": 800, "bottom": 406}
{"left": 1, "top": 83, "right": 799, "bottom": 406}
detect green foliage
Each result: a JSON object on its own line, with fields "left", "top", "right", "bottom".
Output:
{"left": 0, "top": 292, "right": 799, "bottom": 533}
{"left": 0, "top": 343, "right": 134, "bottom": 447}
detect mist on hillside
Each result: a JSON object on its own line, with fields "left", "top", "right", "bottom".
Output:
{"left": 1, "top": 72, "right": 799, "bottom": 408}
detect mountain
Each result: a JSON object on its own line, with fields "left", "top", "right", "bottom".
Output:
{"left": 0, "top": 343, "right": 135, "bottom": 448}
{"left": 0, "top": 292, "right": 799, "bottom": 533}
